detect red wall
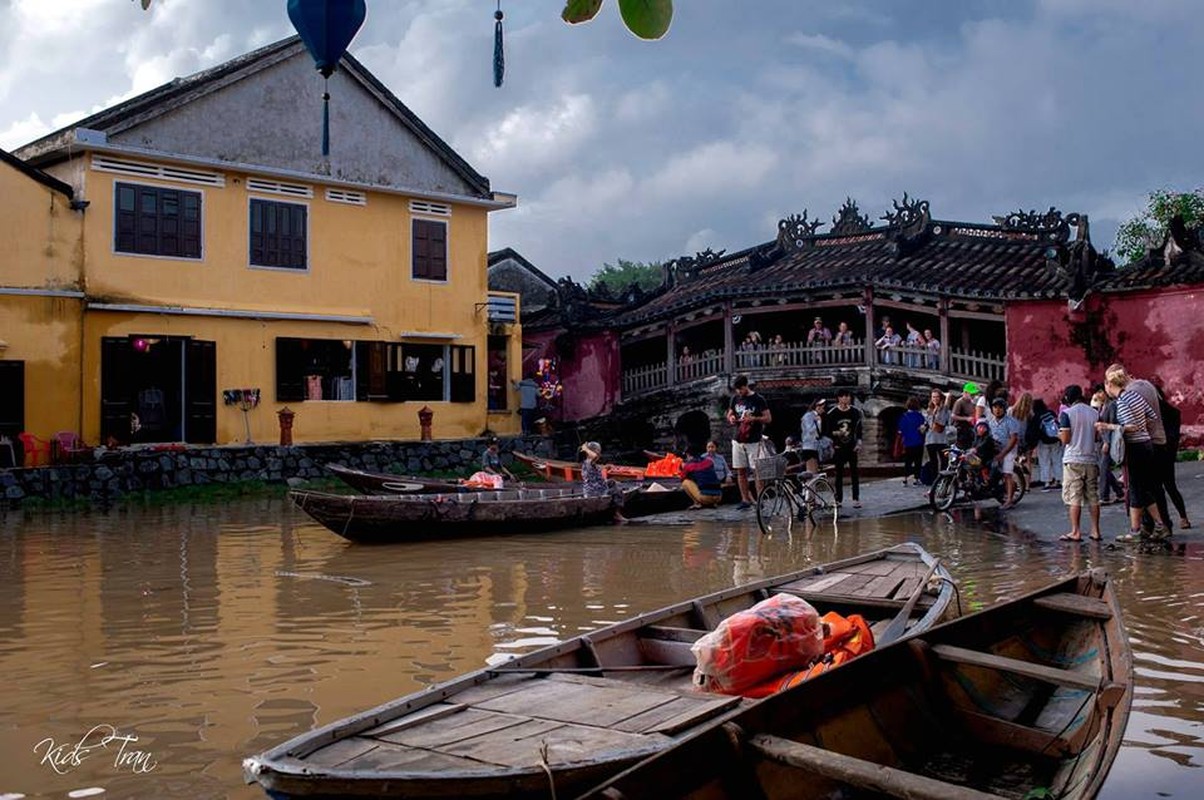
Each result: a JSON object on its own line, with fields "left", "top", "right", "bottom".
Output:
{"left": 1006, "top": 286, "right": 1204, "bottom": 445}
{"left": 523, "top": 329, "right": 620, "bottom": 422}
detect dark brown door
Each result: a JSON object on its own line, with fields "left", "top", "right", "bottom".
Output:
{"left": 100, "top": 337, "right": 133, "bottom": 444}
{"left": 185, "top": 340, "right": 216, "bottom": 444}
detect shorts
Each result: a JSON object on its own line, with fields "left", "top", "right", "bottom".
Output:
{"left": 1061, "top": 462, "right": 1099, "bottom": 506}
{"left": 731, "top": 440, "right": 766, "bottom": 470}
{"left": 1000, "top": 451, "right": 1015, "bottom": 475}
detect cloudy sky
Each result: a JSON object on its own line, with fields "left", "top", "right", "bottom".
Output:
{"left": 2, "top": 0, "right": 1201, "bottom": 280}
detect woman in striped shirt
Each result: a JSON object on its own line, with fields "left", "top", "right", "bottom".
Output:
{"left": 1098, "top": 368, "right": 1169, "bottom": 542}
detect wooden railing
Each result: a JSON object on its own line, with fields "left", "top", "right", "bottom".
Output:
{"left": 735, "top": 340, "right": 862, "bottom": 370}
{"left": 676, "top": 349, "right": 724, "bottom": 383}
{"left": 619, "top": 341, "right": 1006, "bottom": 398}
{"left": 622, "top": 361, "right": 668, "bottom": 395}
{"left": 948, "top": 347, "right": 1006, "bottom": 382}
{"left": 874, "top": 343, "right": 940, "bottom": 370}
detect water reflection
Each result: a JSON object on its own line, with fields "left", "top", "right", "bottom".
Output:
{"left": 0, "top": 500, "right": 1199, "bottom": 799}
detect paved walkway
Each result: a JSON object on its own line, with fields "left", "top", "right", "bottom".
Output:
{"left": 651, "top": 461, "right": 1204, "bottom": 545}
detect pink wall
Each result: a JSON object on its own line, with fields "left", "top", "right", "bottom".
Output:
{"left": 1006, "top": 286, "right": 1204, "bottom": 445}
{"left": 523, "top": 329, "right": 620, "bottom": 422}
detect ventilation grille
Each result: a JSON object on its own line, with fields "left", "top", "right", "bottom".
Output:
{"left": 410, "top": 199, "right": 451, "bottom": 217}
{"left": 326, "top": 188, "right": 367, "bottom": 206}
{"left": 246, "top": 178, "right": 313, "bottom": 198}
{"left": 92, "top": 155, "right": 225, "bottom": 187}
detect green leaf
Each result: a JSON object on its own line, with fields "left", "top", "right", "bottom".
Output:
{"left": 562, "top": 0, "right": 606, "bottom": 25}
{"left": 618, "top": 0, "right": 673, "bottom": 40}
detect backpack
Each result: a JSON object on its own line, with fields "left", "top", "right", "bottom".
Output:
{"left": 1039, "top": 411, "right": 1059, "bottom": 443}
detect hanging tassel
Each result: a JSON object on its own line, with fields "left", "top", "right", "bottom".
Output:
{"left": 493, "top": 3, "right": 505, "bottom": 88}
{"left": 321, "top": 78, "right": 331, "bottom": 157}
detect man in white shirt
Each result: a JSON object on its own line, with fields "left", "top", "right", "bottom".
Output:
{"left": 1057, "top": 384, "right": 1100, "bottom": 541}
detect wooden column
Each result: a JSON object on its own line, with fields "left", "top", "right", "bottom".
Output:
{"left": 666, "top": 323, "right": 677, "bottom": 387}
{"left": 722, "top": 303, "right": 734, "bottom": 375}
{"left": 863, "top": 287, "right": 875, "bottom": 367}
{"left": 938, "top": 297, "right": 950, "bottom": 374}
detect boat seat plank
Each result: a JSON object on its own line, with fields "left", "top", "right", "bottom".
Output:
{"left": 778, "top": 572, "right": 853, "bottom": 593}
{"left": 931, "top": 645, "right": 1100, "bottom": 690}
{"left": 640, "top": 625, "right": 707, "bottom": 643}
{"left": 303, "top": 737, "right": 380, "bottom": 768}
{"left": 443, "top": 720, "right": 665, "bottom": 768}
{"left": 854, "top": 560, "right": 905, "bottom": 576}
{"left": 864, "top": 575, "right": 907, "bottom": 599}
{"left": 452, "top": 674, "right": 543, "bottom": 705}
{"left": 333, "top": 738, "right": 491, "bottom": 773}
{"left": 747, "top": 734, "right": 1009, "bottom": 800}
{"left": 474, "top": 678, "right": 680, "bottom": 728}
{"left": 955, "top": 709, "right": 1075, "bottom": 756}
{"left": 362, "top": 702, "right": 467, "bottom": 738}
{"left": 378, "top": 708, "right": 532, "bottom": 748}
{"left": 1032, "top": 593, "right": 1112, "bottom": 620}
{"left": 542, "top": 673, "right": 742, "bottom": 735}
{"left": 891, "top": 577, "right": 921, "bottom": 601}
{"left": 782, "top": 591, "right": 935, "bottom": 613}
{"left": 637, "top": 637, "right": 697, "bottom": 666}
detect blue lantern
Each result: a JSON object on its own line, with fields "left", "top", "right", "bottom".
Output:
{"left": 287, "top": 0, "right": 368, "bottom": 156}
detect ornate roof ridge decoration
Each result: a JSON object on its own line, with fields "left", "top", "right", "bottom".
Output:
{"left": 992, "top": 207, "right": 1085, "bottom": 243}
{"left": 831, "top": 197, "right": 871, "bottom": 235}
{"left": 880, "top": 192, "right": 931, "bottom": 233}
{"left": 661, "top": 247, "right": 727, "bottom": 286}
{"left": 778, "top": 210, "right": 826, "bottom": 253}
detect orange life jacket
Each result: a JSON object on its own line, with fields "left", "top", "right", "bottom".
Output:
{"left": 739, "top": 611, "right": 876, "bottom": 698}
{"left": 644, "top": 453, "right": 683, "bottom": 477}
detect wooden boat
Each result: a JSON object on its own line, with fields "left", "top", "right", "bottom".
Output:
{"left": 290, "top": 486, "right": 630, "bottom": 543}
{"left": 327, "top": 463, "right": 478, "bottom": 494}
{"left": 243, "top": 544, "right": 953, "bottom": 798}
{"left": 583, "top": 568, "right": 1131, "bottom": 800}
{"left": 514, "top": 451, "right": 648, "bottom": 482}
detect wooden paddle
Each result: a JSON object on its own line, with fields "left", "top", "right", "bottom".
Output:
{"left": 877, "top": 558, "right": 942, "bottom": 646}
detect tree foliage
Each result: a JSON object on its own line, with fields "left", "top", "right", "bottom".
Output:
{"left": 1113, "top": 188, "right": 1204, "bottom": 265}
{"left": 562, "top": 0, "right": 673, "bottom": 40}
{"left": 588, "top": 259, "right": 663, "bottom": 294}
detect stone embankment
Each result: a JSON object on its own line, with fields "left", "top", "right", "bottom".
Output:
{"left": 1, "top": 436, "right": 550, "bottom": 506}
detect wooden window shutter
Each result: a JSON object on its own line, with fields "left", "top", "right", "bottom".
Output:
{"left": 450, "top": 345, "right": 475, "bottom": 403}
{"left": 412, "top": 219, "right": 447, "bottom": 280}
{"left": 275, "top": 338, "right": 306, "bottom": 402}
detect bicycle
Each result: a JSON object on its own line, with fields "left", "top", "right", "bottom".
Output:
{"left": 755, "top": 461, "right": 838, "bottom": 535}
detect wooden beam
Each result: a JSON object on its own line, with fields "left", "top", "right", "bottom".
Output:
{"left": 747, "top": 734, "right": 1009, "bottom": 800}
{"left": 1032, "top": 593, "right": 1113, "bottom": 620}
{"left": 930, "top": 645, "right": 1100, "bottom": 691}
{"left": 955, "top": 709, "right": 1074, "bottom": 756}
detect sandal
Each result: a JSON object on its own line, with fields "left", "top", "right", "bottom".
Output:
{"left": 1059, "top": 534, "right": 1082, "bottom": 542}
{"left": 1088, "top": 534, "right": 1103, "bottom": 541}
{"left": 1116, "top": 530, "right": 1141, "bottom": 543}
{"left": 1181, "top": 519, "right": 1192, "bottom": 529}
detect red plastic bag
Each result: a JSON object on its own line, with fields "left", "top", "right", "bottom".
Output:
{"left": 691, "top": 594, "right": 823, "bottom": 696}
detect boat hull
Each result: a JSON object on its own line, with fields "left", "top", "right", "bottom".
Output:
{"left": 290, "top": 488, "right": 624, "bottom": 542}
{"left": 583, "top": 569, "right": 1132, "bottom": 800}
{"left": 244, "top": 544, "right": 954, "bottom": 798}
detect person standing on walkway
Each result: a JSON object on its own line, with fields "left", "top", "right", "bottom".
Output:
{"left": 1091, "top": 388, "right": 1125, "bottom": 504}
{"left": 950, "top": 383, "right": 979, "bottom": 448}
{"left": 985, "top": 397, "right": 1023, "bottom": 508}
{"left": 1107, "top": 363, "right": 1170, "bottom": 529}
{"left": 924, "top": 388, "right": 950, "bottom": 478}
{"left": 1057, "top": 385, "right": 1101, "bottom": 542}
{"left": 824, "top": 388, "right": 863, "bottom": 508}
{"left": 898, "top": 397, "right": 926, "bottom": 486}
{"left": 514, "top": 376, "right": 540, "bottom": 434}
{"left": 1098, "top": 367, "right": 1169, "bottom": 542}
{"left": 798, "top": 397, "right": 826, "bottom": 475}
{"left": 1151, "top": 377, "right": 1191, "bottom": 529}
{"left": 1032, "top": 398, "right": 1064, "bottom": 491}
{"left": 726, "top": 375, "right": 772, "bottom": 510}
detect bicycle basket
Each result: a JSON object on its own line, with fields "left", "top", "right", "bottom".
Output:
{"left": 755, "top": 455, "right": 786, "bottom": 480}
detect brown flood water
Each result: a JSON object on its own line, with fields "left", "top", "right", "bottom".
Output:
{"left": 0, "top": 499, "right": 1200, "bottom": 799}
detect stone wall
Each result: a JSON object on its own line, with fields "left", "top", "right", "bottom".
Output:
{"left": 0, "top": 436, "right": 550, "bottom": 507}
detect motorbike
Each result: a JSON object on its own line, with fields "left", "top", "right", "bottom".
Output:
{"left": 929, "top": 445, "right": 1025, "bottom": 511}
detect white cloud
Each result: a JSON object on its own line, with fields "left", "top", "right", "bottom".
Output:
{"left": 785, "top": 33, "right": 855, "bottom": 60}
{"left": 468, "top": 94, "right": 597, "bottom": 174}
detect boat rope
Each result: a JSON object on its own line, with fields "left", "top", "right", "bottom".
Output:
{"left": 537, "top": 740, "right": 557, "bottom": 800}
{"left": 342, "top": 497, "right": 356, "bottom": 538}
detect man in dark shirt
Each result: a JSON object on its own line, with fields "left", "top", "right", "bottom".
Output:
{"left": 726, "top": 375, "right": 771, "bottom": 510}
{"left": 823, "top": 388, "right": 863, "bottom": 507}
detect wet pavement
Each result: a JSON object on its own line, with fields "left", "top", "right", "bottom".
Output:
{"left": 658, "top": 461, "right": 1204, "bottom": 546}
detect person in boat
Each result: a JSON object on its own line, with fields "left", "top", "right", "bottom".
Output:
{"left": 481, "top": 436, "right": 515, "bottom": 482}
{"left": 680, "top": 443, "right": 723, "bottom": 509}
{"left": 580, "top": 441, "right": 628, "bottom": 523}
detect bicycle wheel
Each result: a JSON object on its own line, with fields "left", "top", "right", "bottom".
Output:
{"left": 929, "top": 474, "right": 957, "bottom": 511}
{"left": 1012, "top": 465, "right": 1029, "bottom": 504}
{"left": 756, "top": 481, "right": 798, "bottom": 535}
{"left": 804, "top": 477, "right": 837, "bottom": 523}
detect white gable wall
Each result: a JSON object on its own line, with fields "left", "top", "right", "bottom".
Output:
{"left": 108, "top": 51, "right": 480, "bottom": 198}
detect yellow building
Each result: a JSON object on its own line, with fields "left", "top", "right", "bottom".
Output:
{"left": 7, "top": 37, "right": 520, "bottom": 449}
